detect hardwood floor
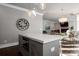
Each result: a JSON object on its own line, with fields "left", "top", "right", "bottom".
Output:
{"left": 0, "top": 45, "right": 22, "bottom": 56}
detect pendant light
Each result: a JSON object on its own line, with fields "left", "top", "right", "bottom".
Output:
{"left": 59, "top": 8, "right": 67, "bottom": 23}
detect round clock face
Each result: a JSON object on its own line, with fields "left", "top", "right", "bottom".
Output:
{"left": 16, "top": 18, "right": 29, "bottom": 31}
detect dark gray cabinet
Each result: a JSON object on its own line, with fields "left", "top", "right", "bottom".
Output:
{"left": 19, "top": 35, "right": 43, "bottom": 56}
{"left": 19, "top": 35, "right": 60, "bottom": 56}
{"left": 30, "top": 40, "right": 43, "bottom": 56}
{"left": 19, "top": 35, "right": 30, "bottom": 56}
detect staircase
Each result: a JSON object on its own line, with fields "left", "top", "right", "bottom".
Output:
{"left": 60, "top": 38, "right": 79, "bottom": 56}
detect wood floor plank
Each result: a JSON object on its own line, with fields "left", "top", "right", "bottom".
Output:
{"left": 0, "top": 45, "right": 22, "bottom": 56}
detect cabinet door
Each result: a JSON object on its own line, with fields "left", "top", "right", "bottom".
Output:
{"left": 19, "top": 45, "right": 29, "bottom": 56}
{"left": 30, "top": 40, "right": 43, "bottom": 56}
{"left": 19, "top": 35, "right": 30, "bottom": 56}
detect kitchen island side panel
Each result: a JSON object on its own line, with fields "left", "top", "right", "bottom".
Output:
{"left": 43, "top": 40, "right": 60, "bottom": 56}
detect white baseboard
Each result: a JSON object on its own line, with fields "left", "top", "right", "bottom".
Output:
{"left": 0, "top": 42, "right": 19, "bottom": 49}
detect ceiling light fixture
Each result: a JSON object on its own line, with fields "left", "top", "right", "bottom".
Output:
{"left": 59, "top": 17, "right": 67, "bottom": 23}
{"left": 59, "top": 8, "right": 68, "bottom": 23}
{"left": 32, "top": 8, "right": 36, "bottom": 16}
{"left": 40, "top": 3, "right": 46, "bottom": 10}
{"left": 32, "top": 10, "right": 36, "bottom": 16}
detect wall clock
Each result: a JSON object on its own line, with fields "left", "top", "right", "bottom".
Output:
{"left": 16, "top": 18, "right": 29, "bottom": 31}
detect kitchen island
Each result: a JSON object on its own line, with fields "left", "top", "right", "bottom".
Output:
{"left": 19, "top": 33, "right": 63, "bottom": 56}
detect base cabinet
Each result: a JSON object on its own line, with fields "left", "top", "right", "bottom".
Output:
{"left": 30, "top": 40, "right": 43, "bottom": 56}
{"left": 19, "top": 35, "right": 43, "bottom": 56}
{"left": 19, "top": 35, "right": 60, "bottom": 56}
{"left": 19, "top": 35, "right": 30, "bottom": 56}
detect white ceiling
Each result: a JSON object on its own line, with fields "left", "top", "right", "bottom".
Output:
{"left": 9, "top": 3, "right": 79, "bottom": 20}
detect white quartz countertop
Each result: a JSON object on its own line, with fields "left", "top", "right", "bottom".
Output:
{"left": 19, "top": 33, "right": 63, "bottom": 43}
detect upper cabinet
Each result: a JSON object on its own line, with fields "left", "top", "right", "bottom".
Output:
{"left": 67, "top": 14, "right": 77, "bottom": 31}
